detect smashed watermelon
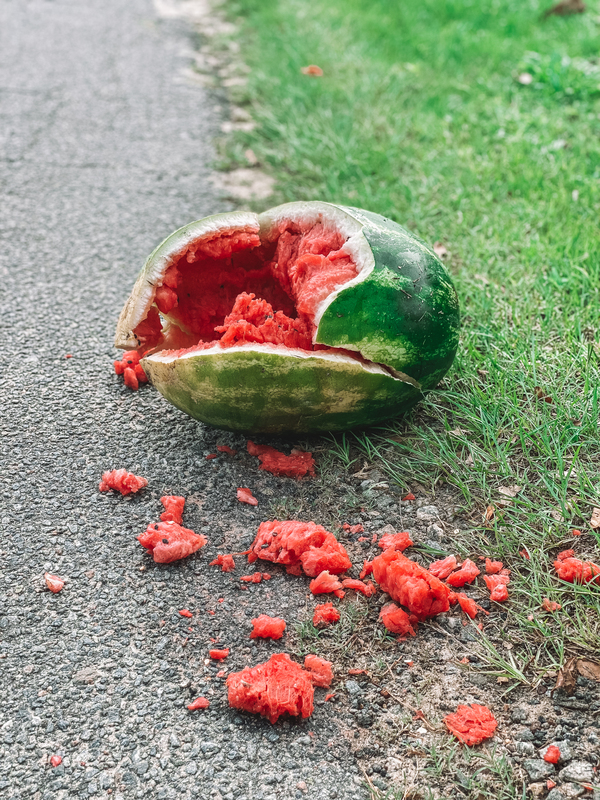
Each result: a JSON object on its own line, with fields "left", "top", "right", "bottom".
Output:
{"left": 99, "top": 469, "right": 148, "bottom": 495}
{"left": 428, "top": 555, "right": 458, "bottom": 580}
{"left": 379, "top": 602, "right": 417, "bottom": 637}
{"left": 227, "top": 653, "right": 314, "bottom": 723}
{"left": 160, "top": 495, "right": 185, "bottom": 524}
{"left": 444, "top": 704, "right": 498, "bottom": 746}
{"left": 554, "top": 551, "right": 600, "bottom": 584}
{"left": 378, "top": 530, "right": 413, "bottom": 551}
{"left": 304, "top": 655, "right": 333, "bottom": 688}
{"left": 114, "top": 203, "right": 460, "bottom": 433}
{"left": 137, "top": 521, "right": 207, "bottom": 563}
{"left": 372, "top": 549, "right": 451, "bottom": 619}
{"left": 310, "top": 571, "right": 344, "bottom": 596}
{"left": 250, "top": 615, "right": 286, "bottom": 639}
{"left": 313, "top": 602, "right": 341, "bottom": 626}
{"left": 446, "top": 558, "right": 480, "bottom": 588}
{"left": 247, "top": 519, "right": 351, "bottom": 577}
{"left": 210, "top": 554, "right": 236, "bottom": 572}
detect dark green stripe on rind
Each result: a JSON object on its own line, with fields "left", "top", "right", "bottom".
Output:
{"left": 143, "top": 350, "right": 421, "bottom": 434}
{"left": 317, "top": 206, "right": 460, "bottom": 387}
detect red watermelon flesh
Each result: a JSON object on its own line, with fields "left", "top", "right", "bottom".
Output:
{"left": 250, "top": 615, "right": 286, "bottom": 639}
{"left": 160, "top": 495, "right": 185, "bottom": 524}
{"left": 372, "top": 549, "right": 451, "bottom": 620}
{"left": 247, "top": 441, "right": 316, "bottom": 478}
{"left": 379, "top": 602, "right": 417, "bottom": 637}
{"left": 137, "top": 521, "right": 207, "bottom": 563}
{"left": 130, "top": 223, "right": 359, "bottom": 358}
{"left": 227, "top": 653, "right": 314, "bottom": 724}
{"left": 313, "top": 602, "right": 340, "bottom": 626}
{"left": 444, "top": 704, "right": 498, "bottom": 746}
{"left": 304, "top": 655, "right": 333, "bottom": 688}
{"left": 248, "top": 520, "right": 351, "bottom": 577}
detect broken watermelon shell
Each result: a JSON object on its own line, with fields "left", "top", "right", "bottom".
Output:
{"left": 115, "top": 203, "right": 459, "bottom": 433}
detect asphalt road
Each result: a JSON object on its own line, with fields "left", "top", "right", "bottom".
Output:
{"left": 0, "top": 1, "right": 365, "bottom": 799}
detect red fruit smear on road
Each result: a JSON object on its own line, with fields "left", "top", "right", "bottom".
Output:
{"left": 209, "top": 648, "right": 229, "bottom": 660}
{"left": 216, "top": 670, "right": 225, "bottom": 677}
{"left": 99, "top": 469, "right": 148, "bottom": 495}
{"left": 554, "top": 551, "right": 600, "bottom": 584}
{"left": 444, "top": 704, "right": 498, "bottom": 745}
{"left": 45, "top": 573, "right": 64, "bottom": 594}
{"left": 227, "top": 653, "right": 314, "bottom": 724}
{"left": 348, "top": 669, "right": 367, "bottom": 675}
{"left": 250, "top": 615, "right": 286, "bottom": 639}
{"left": 379, "top": 602, "right": 417, "bottom": 637}
{"left": 572, "top": 529, "right": 582, "bottom": 536}
{"left": 342, "top": 523, "right": 364, "bottom": 534}
{"left": 341, "top": 578, "right": 376, "bottom": 597}
{"left": 485, "top": 558, "right": 503, "bottom": 574}
{"left": 520, "top": 549, "right": 530, "bottom": 559}
{"left": 428, "top": 555, "right": 458, "bottom": 580}
{"left": 240, "top": 572, "right": 263, "bottom": 583}
{"left": 262, "top": 573, "right": 271, "bottom": 580}
{"left": 402, "top": 493, "right": 416, "bottom": 501}
{"left": 541, "top": 598, "right": 561, "bottom": 612}
{"left": 372, "top": 549, "right": 451, "bottom": 620}
{"left": 187, "top": 697, "right": 210, "bottom": 710}
{"left": 50, "top": 755, "right": 62, "bottom": 767}
{"left": 248, "top": 520, "right": 351, "bottom": 577}
{"left": 304, "top": 655, "right": 333, "bottom": 688}
{"left": 324, "top": 693, "right": 335, "bottom": 701}
{"left": 178, "top": 609, "right": 193, "bottom": 618}
{"left": 313, "top": 602, "right": 340, "bottom": 626}
{"left": 359, "top": 560, "right": 373, "bottom": 579}
{"left": 544, "top": 745, "right": 561, "bottom": 764}
{"left": 210, "top": 554, "right": 236, "bottom": 572}
{"left": 160, "top": 495, "right": 185, "bottom": 524}
{"left": 137, "top": 521, "right": 207, "bottom": 563}
{"left": 206, "top": 453, "right": 218, "bottom": 460}
{"left": 217, "top": 445, "right": 237, "bottom": 455}
{"left": 378, "top": 531, "right": 413, "bottom": 551}
{"left": 309, "top": 570, "right": 343, "bottom": 595}
{"left": 456, "top": 593, "right": 480, "bottom": 619}
{"left": 446, "top": 558, "right": 481, "bottom": 588}
{"left": 247, "top": 441, "right": 316, "bottom": 478}
{"left": 237, "top": 488, "right": 258, "bottom": 506}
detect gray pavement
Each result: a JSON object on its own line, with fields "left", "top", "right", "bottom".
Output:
{"left": 0, "top": 1, "right": 363, "bottom": 799}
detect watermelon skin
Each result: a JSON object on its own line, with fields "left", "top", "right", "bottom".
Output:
{"left": 315, "top": 206, "right": 460, "bottom": 388}
{"left": 120, "top": 202, "right": 459, "bottom": 434}
{"left": 143, "top": 345, "right": 420, "bottom": 434}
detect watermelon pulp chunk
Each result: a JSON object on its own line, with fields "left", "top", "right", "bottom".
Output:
{"left": 130, "top": 222, "right": 361, "bottom": 360}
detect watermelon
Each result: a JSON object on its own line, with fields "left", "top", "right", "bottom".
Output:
{"left": 115, "top": 203, "right": 459, "bottom": 433}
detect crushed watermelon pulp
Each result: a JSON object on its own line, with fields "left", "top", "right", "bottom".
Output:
{"left": 129, "top": 222, "right": 362, "bottom": 361}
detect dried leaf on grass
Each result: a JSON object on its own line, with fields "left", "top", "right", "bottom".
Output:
{"left": 301, "top": 65, "right": 323, "bottom": 76}
{"left": 553, "top": 657, "right": 578, "bottom": 695}
{"left": 590, "top": 507, "right": 600, "bottom": 530}
{"left": 498, "top": 485, "right": 522, "bottom": 498}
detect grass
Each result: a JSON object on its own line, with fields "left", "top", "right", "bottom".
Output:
{"left": 218, "top": 0, "right": 600, "bottom": 669}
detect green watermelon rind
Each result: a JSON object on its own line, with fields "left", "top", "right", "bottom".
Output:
{"left": 143, "top": 344, "right": 421, "bottom": 434}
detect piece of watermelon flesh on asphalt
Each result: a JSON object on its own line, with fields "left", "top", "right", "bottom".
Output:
{"left": 227, "top": 653, "right": 314, "bottom": 724}
{"left": 120, "top": 221, "right": 367, "bottom": 363}
{"left": 372, "top": 549, "right": 451, "bottom": 620}
{"left": 250, "top": 615, "right": 286, "bottom": 639}
{"left": 137, "top": 521, "right": 207, "bottom": 563}
{"left": 248, "top": 519, "right": 351, "bottom": 576}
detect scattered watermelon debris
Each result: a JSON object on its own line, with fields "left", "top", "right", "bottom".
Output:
{"left": 443, "top": 704, "right": 498, "bottom": 746}
{"left": 379, "top": 602, "right": 417, "bottom": 637}
{"left": 44, "top": 573, "right": 64, "bottom": 594}
{"left": 247, "top": 441, "right": 316, "bottom": 478}
{"left": 554, "top": 549, "right": 600, "bottom": 584}
{"left": 209, "top": 648, "right": 230, "bottom": 660}
{"left": 179, "top": 609, "right": 193, "bottom": 618}
{"left": 210, "top": 554, "right": 236, "bottom": 572}
{"left": 541, "top": 598, "right": 562, "bottom": 612}
{"left": 313, "top": 602, "right": 340, "bottom": 626}
{"left": 240, "top": 572, "right": 270, "bottom": 583}
{"left": 227, "top": 653, "right": 314, "bottom": 723}
{"left": 50, "top": 755, "right": 62, "bottom": 767}
{"left": 99, "top": 469, "right": 148, "bottom": 495}
{"left": 544, "top": 745, "right": 561, "bottom": 764}
{"left": 445, "top": 558, "right": 481, "bottom": 588}
{"left": 113, "top": 350, "right": 148, "bottom": 391}
{"left": 304, "top": 655, "right": 333, "bottom": 688}
{"left": 378, "top": 530, "right": 413, "bottom": 552}
{"left": 402, "top": 493, "right": 416, "bottom": 501}
{"left": 187, "top": 697, "right": 210, "bottom": 711}
{"left": 309, "top": 571, "right": 344, "bottom": 597}
{"left": 237, "top": 487, "right": 258, "bottom": 506}
{"left": 373, "top": 549, "right": 450, "bottom": 619}
{"left": 248, "top": 519, "right": 351, "bottom": 577}
{"left": 250, "top": 615, "right": 286, "bottom": 639}
{"left": 428, "top": 555, "right": 458, "bottom": 580}
{"left": 160, "top": 495, "right": 185, "bottom": 524}
{"left": 342, "top": 522, "right": 364, "bottom": 534}
{"left": 138, "top": 521, "right": 207, "bottom": 564}
{"left": 341, "top": 578, "right": 376, "bottom": 597}
{"left": 217, "top": 445, "right": 236, "bottom": 455}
